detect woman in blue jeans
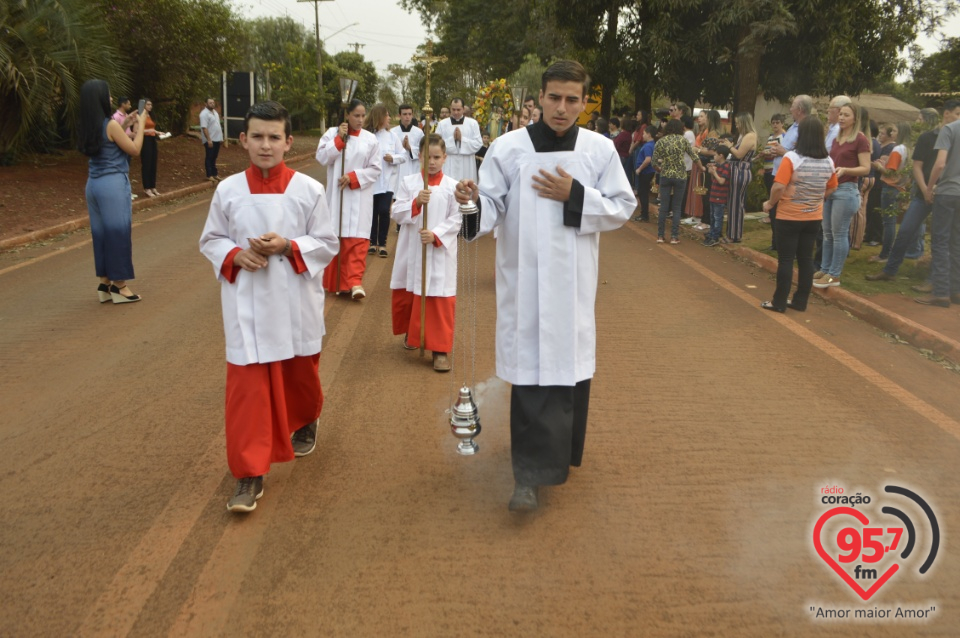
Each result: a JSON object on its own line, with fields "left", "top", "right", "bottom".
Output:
{"left": 652, "top": 119, "right": 702, "bottom": 244}
{"left": 78, "top": 80, "right": 145, "bottom": 303}
{"left": 815, "top": 103, "right": 871, "bottom": 288}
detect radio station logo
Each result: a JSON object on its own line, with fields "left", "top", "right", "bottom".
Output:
{"left": 812, "top": 484, "right": 940, "bottom": 603}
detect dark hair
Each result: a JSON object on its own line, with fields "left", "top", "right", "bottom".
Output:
{"left": 450, "top": 97, "right": 464, "bottom": 107}
{"left": 245, "top": 101, "right": 292, "bottom": 137}
{"left": 609, "top": 117, "right": 620, "bottom": 128}
{"left": 869, "top": 120, "right": 879, "bottom": 137}
{"left": 117, "top": 96, "right": 130, "bottom": 107}
{"left": 704, "top": 110, "right": 722, "bottom": 133}
{"left": 945, "top": 99, "right": 960, "bottom": 112}
{"left": 664, "top": 119, "right": 684, "bottom": 136}
{"left": 681, "top": 114, "right": 694, "bottom": 130}
{"left": 655, "top": 107, "right": 670, "bottom": 121}
{"left": 770, "top": 113, "right": 785, "bottom": 123}
{"left": 637, "top": 110, "right": 650, "bottom": 125}
{"left": 398, "top": 103, "right": 413, "bottom": 114}
{"left": 346, "top": 98, "right": 365, "bottom": 114}
{"left": 794, "top": 117, "right": 828, "bottom": 159}
{"left": 419, "top": 133, "right": 446, "bottom": 153}
{"left": 715, "top": 145, "right": 730, "bottom": 157}
{"left": 624, "top": 119, "right": 637, "bottom": 132}
{"left": 78, "top": 79, "right": 112, "bottom": 156}
{"left": 541, "top": 60, "right": 590, "bottom": 97}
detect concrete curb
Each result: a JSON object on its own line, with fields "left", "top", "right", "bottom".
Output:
{"left": 0, "top": 152, "right": 316, "bottom": 251}
{"left": 721, "top": 241, "right": 960, "bottom": 366}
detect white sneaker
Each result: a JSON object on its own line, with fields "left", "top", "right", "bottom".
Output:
{"left": 681, "top": 218, "right": 697, "bottom": 225}
{"left": 350, "top": 285, "right": 366, "bottom": 299}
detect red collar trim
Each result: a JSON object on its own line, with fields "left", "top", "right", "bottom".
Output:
{"left": 348, "top": 127, "right": 361, "bottom": 137}
{"left": 428, "top": 171, "right": 444, "bottom": 187}
{"left": 245, "top": 162, "right": 295, "bottom": 194}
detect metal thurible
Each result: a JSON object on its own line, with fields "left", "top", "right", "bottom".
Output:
{"left": 458, "top": 201, "right": 479, "bottom": 239}
{"left": 449, "top": 386, "right": 481, "bottom": 455}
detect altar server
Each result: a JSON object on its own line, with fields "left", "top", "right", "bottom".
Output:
{"left": 366, "top": 103, "right": 405, "bottom": 257}
{"left": 392, "top": 103, "right": 425, "bottom": 187}
{"left": 390, "top": 134, "right": 460, "bottom": 372}
{"left": 436, "top": 98, "right": 483, "bottom": 182}
{"left": 315, "top": 99, "right": 382, "bottom": 299}
{"left": 199, "top": 101, "right": 339, "bottom": 513}
{"left": 455, "top": 61, "right": 635, "bottom": 511}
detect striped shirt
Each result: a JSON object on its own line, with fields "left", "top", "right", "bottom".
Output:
{"left": 774, "top": 152, "right": 838, "bottom": 221}
{"left": 709, "top": 162, "right": 731, "bottom": 204}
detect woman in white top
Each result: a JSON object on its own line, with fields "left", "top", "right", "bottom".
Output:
{"left": 365, "top": 103, "right": 405, "bottom": 257}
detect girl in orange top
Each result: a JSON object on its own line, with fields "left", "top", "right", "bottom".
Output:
{"left": 760, "top": 117, "right": 839, "bottom": 312}
{"left": 141, "top": 99, "right": 167, "bottom": 197}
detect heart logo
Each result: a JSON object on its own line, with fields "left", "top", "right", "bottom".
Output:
{"left": 813, "top": 507, "right": 899, "bottom": 601}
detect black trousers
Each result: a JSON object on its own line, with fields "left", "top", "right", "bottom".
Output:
{"left": 141, "top": 136, "right": 158, "bottom": 190}
{"left": 369, "top": 192, "right": 393, "bottom": 247}
{"left": 204, "top": 141, "right": 221, "bottom": 177}
{"left": 772, "top": 219, "right": 820, "bottom": 310}
{"left": 636, "top": 173, "right": 653, "bottom": 219}
{"left": 864, "top": 183, "right": 883, "bottom": 243}
{"left": 764, "top": 172, "right": 777, "bottom": 249}
{"left": 510, "top": 380, "right": 591, "bottom": 486}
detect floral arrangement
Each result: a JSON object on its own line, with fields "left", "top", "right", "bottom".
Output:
{"left": 473, "top": 79, "right": 516, "bottom": 132}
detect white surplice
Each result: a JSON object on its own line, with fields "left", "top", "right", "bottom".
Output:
{"left": 435, "top": 117, "right": 483, "bottom": 182}
{"left": 199, "top": 172, "right": 340, "bottom": 366}
{"left": 475, "top": 127, "right": 636, "bottom": 386}
{"left": 391, "top": 124, "right": 425, "bottom": 189}
{"left": 390, "top": 172, "right": 460, "bottom": 297}
{"left": 314, "top": 128, "right": 382, "bottom": 238}
{"left": 374, "top": 128, "right": 405, "bottom": 195}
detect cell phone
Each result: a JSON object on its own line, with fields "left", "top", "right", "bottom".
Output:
{"left": 137, "top": 99, "right": 146, "bottom": 115}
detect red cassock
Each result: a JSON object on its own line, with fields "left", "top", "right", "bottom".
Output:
{"left": 392, "top": 290, "right": 456, "bottom": 353}
{"left": 210, "top": 164, "right": 332, "bottom": 479}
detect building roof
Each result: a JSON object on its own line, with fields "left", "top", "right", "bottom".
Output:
{"left": 829, "top": 94, "right": 920, "bottom": 124}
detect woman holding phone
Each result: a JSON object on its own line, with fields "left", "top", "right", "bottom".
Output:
{"left": 78, "top": 79, "right": 145, "bottom": 303}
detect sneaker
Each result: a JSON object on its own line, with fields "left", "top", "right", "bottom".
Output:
{"left": 865, "top": 271, "right": 895, "bottom": 281}
{"left": 227, "top": 476, "right": 263, "bottom": 513}
{"left": 402, "top": 335, "right": 417, "bottom": 350}
{"left": 813, "top": 275, "right": 841, "bottom": 289}
{"left": 657, "top": 236, "right": 665, "bottom": 244}
{"left": 812, "top": 270, "right": 825, "bottom": 281}
{"left": 912, "top": 282, "right": 933, "bottom": 294}
{"left": 867, "top": 255, "right": 887, "bottom": 263}
{"left": 914, "top": 295, "right": 951, "bottom": 308}
{"left": 367, "top": 246, "right": 377, "bottom": 255}
{"left": 670, "top": 237, "right": 680, "bottom": 245}
{"left": 681, "top": 217, "right": 697, "bottom": 225}
{"left": 291, "top": 421, "right": 318, "bottom": 457}
{"left": 350, "top": 285, "right": 365, "bottom": 299}
{"left": 702, "top": 238, "right": 719, "bottom": 247}
{"left": 508, "top": 483, "right": 539, "bottom": 511}
{"left": 378, "top": 247, "right": 388, "bottom": 258}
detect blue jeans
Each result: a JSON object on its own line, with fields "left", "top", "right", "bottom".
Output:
{"left": 820, "top": 182, "right": 860, "bottom": 277}
{"left": 883, "top": 195, "right": 931, "bottom": 276}
{"left": 85, "top": 172, "right": 135, "bottom": 281}
{"left": 708, "top": 202, "right": 725, "bottom": 241}
{"left": 929, "top": 194, "right": 960, "bottom": 298}
{"left": 657, "top": 176, "right": 687, "bottom": 238}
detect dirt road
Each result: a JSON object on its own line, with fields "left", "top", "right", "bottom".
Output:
{"left": 2, "top": 160, "right": 960, "bottom": 636}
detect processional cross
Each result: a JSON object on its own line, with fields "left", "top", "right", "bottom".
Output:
{"left": 411, "top": 41, "right": 447, "bottom": 127}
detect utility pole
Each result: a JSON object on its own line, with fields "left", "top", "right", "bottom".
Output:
{"left": 298, "top": 0, "right": 333, "bottom": 130}
{"left": 347, "top": 42, "right": 365, "bottom": 54}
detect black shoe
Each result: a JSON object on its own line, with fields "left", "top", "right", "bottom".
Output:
{"left": 508, "top": 484, "right": 539, "bottom": 511}
{"left": 914, "top": 295, "right": 951, "bottom": 308}
{"left": 865, "top": 271, "right": 895, "bottom": 282}
{"left": 109, "top": 284, "right": 141, "bottom": 304}
{"left": 760, "top": 301, "right": 785, "bottom": 313}
{"left": 97, "top": 283, "right": 112, "bottom": 303}
{"left": 367, "top": 246, "right": 377, "bottom": 255}
{"left": 227, "top": 476, "right": 263, "bottom": 513}
{"left": 378, "top": 247, "right": 389, "bottom": 258}
{"left": 291, "top": 421, "right": 318, "bottom": 457}
{"left": 786, "top": 299, "right": 806, "bottom": 312}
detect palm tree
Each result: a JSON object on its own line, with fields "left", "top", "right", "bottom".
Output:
{"left": 0, "top": 0, "right": 128, "bottom": 161}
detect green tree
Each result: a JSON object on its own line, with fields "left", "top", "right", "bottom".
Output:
{"left": 910, "top": 37, "right": 960, "bottom": 97}
{"left": 0, "top": 0, "right": 128, "bottom": 160}
{"left": 94, "top": 0, "right": 244, "bottom": 132}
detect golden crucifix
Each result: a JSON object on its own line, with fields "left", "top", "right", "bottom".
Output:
{"left": 411, "top": 40, "right": 447, "bottom": 357}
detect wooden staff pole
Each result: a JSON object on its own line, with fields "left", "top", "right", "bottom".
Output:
{"left": 419, "top": 114, "right": 431, "bottom": 358}
{"left": 336, "top": 107, "right": 347, "bottom": 294}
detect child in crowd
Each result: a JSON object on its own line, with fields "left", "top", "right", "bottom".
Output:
{"left": 704, "top": 142, "right": 732, "bottom": 247}
{"left": 633, "top": 126, "right": 656, "bottom": 222}
{"left": 390, "top": 134, "right": 461, "bottom": 372}
{"left": 199, "top": 101, "right": 339, "bottom": 513}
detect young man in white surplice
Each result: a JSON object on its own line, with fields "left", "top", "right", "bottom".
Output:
{"left": 435, "top": 98, "right": 483, "bottom": 182}
{"left": 454, "top": 61, "right": 636, "bottom": 512}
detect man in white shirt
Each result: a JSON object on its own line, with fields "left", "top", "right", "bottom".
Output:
{"left": 200, "top": 97, "right": 224, "bottom": 182}
{"left": 435, "top": 98, "right": 483, "bottom": 182}
{"left": 824, "top": 95, "right": 851, "bottom": 151}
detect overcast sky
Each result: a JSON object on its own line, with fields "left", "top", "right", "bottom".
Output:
{"left": 231, "top": 0, "right": 957, "bottom": 81}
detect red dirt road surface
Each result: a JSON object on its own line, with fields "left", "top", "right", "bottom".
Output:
{"left": 2, "top": 159, "right": 960, "bottom": 636}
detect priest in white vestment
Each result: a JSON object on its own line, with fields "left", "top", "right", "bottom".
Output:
{"left": 455, "top": 61, "right": 636, "bottom": 512}
{"left": 435, "top": 98, "right": 483, "bottom": 182}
